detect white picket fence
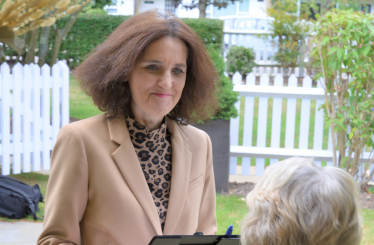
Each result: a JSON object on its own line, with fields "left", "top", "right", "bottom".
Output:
{"left": 229, "top": 72, "right": 374, "bottom": 181}
{"left": 0, "top": 61, "right": 69, "bottom": 175}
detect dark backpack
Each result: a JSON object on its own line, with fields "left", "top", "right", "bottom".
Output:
{"left": 0, "top": 175, "right": 44, "bottom": 220}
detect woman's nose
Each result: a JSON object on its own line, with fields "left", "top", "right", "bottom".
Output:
{"left": 158, "top": 71, "right": 173, "bottom": 88}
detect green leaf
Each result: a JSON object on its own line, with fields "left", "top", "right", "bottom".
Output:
{"left": 361, "top": 45, "right": 371, "bottom": 56}
{"left": 322, "top": 36, "right": 330, "bottom": 45}
{"left": 346, "top": 20, "right": 353, "bottom": 30}
{"left": 328, "top": 46, "right": 339, "bottom": 55}
{"left": 349, "top": 132, "right": 354, "bottom": 139}
{"left": 352, "top": 51, "right": 360, "bottom": 60}
{"left": 337, "top": 48, "right": 344, "bottom": 60}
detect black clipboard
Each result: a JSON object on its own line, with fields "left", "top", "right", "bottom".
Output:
{"left": 148, "top": 234, "right": 240, "bottom": 245}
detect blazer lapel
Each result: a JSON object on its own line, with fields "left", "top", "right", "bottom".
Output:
{"left": 107, "top": 115, "right": 163, "bottom": 236}
{"left": 163, "top": 118, "right": 192, "bottom": 235}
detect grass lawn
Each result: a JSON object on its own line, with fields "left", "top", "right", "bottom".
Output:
{"left": 1, "top": 173, "right": 373, "bottom": 245}
{"left": 69, "top": 76, "right": 102, "bottom": 119}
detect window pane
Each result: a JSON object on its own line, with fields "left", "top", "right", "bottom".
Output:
{"left": 213, "top": 2, "right": 237, "bottom": 18}
{"left": 239, "top": 0, "right": 249, "bottom": 12}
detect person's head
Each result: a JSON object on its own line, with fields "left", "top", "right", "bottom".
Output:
{"left": 241, "top": 157, "right": 362, "bottom": 245}
{"left": 74, "top": 10, "right": 218, "bottom": 124}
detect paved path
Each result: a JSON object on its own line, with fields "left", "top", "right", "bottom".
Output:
{"left": 0, "top": 222, "right": 43, "bottom": 245}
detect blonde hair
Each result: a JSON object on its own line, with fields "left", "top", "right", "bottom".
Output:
{"left": 241, "top": 157, "right": 362, "bottom": 245}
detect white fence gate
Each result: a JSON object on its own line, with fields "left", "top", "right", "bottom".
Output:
{"left": 229, "top": 72, "right": 374, "bottom": 181}
{"left": 0, "top": 61, "right": 69, "bottom": 175}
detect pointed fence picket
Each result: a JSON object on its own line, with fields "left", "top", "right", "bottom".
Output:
{"left": 0, "top": 61, "right": 69, "bottom": 175}
{"left": 230, "top": 72, "right": 374, "bottom": 181}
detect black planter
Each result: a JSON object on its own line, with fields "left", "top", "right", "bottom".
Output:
{"left": 193, "top": 119, "right": 230, "bottom": 193}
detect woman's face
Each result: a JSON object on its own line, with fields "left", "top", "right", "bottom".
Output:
{"left": 128, "top": 36, "right": 188, "bottom": 124}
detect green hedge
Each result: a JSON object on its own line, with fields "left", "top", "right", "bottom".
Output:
{"left": 207, "top": 45, "right": 238, "bottom": 120}
{"left": 52, "top": 15, "right": 223, "bottom": 68}
{"left": 51, "top": 15, "right": 130, "bottom": 68}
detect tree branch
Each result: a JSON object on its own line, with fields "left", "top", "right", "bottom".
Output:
{"left": 50, "top": 8, "right": 83, "bottom": 66}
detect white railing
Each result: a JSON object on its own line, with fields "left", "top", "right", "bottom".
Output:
{"left": 229, "top": 72, "right": 374, "bottom": 180}
{"left": 0, "top": 62, "right": 69, "bottom": 175}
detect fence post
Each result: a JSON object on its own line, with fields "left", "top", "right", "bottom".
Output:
{"left": 41, "top": 64, "right": 51, "bottom": 170}
{"left": 60, "top": 61, "right": 69, "bottom": 127}
{"left": 255, "top": 74, "right": 270, "bottom": 176}
{"left": 242, "top": 73, "right": 256, "bottom": 175}
{"left": 229, "top": 72, "right": 242, "bottom": 175}
{"left": 285, "top": 75, "right": 298, "bottom": 149}
{"left": 1, "top": 63, "right": 11, "bottom": 175}
{"left": 12, "top": 63, "right": 23, "bottom": 174}
{"left": 269, "top": 75, "right": 283, "bottom": 165}
{"left": 23, "top": 65, "right": 32, "bottom": 173}
{"left": 31, "top": 64, "right": 41, "bottom": 171}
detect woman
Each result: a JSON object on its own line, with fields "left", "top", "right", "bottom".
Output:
{"left": 38, "top": 10, "right": 219, "bottom": 245}
{"left": 241, "top": 157, "right": 362, "bottom": 245}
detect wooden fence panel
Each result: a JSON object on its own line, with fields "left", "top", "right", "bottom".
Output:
{"left": 32, "top": 64, "right": 41, "bottom": 171}
{"left": 41, "top": 65, "right": 50, "bottom": 170}
{"left": 255, "top": 75, "right": 269, "bottom": 176}
{"left": 313, "top": 79, "right": 324, "bottom": 167}
{"left": 270, "top": 75, "right": 283, "bottom": 165}
{"left": 61, "top": 62, "right": 69, "bottom": 127}
{"left": 0, "top": 62, "right": 69, "bottom": 175}
{"left": 230, "top": 72, "right": 373, "bottom": 181}
{"left": 12, "top": 63, "right": 22, "bottom": 174}
{"left": 229, "top": 72, "right": 242, "bottom": 175}
{"left": 1, "top": 63, "right": 11, "bottom": 175}
{"left": 242, "top": 73, "right": 255, "bottom": 175}
{"left": 285, "top": 75, "right": 297, "bottom": 149}
{"left": 23, "top": 65, "right": 32, "bottom": 173}
{"left": 299, "top": 76, "right": 312, "bottom": 150}
{"left": 52, "top": 64, "right": 60, "bottom": 146}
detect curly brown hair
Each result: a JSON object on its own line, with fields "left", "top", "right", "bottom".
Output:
{"left": 74, "top": 10, "right": 219, "bottom": 124}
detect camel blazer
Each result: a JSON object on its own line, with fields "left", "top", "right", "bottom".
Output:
{"left": 37, "top": 114, "right": 217, "bottom": 245}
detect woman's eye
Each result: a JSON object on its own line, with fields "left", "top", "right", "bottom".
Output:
{"left": 146, "top": 65, "right": 158, "bottom": 71}
{"left": 173, "top": 68, "right": 184, "bottom": 75}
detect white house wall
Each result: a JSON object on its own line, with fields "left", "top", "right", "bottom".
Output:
{"left": 247, "top": 0, "right": 267, "bottom": 18}
{"left": 175, "top": 0, "right": 199, "bottom": 18}
{"left": 105, "top": 0, "right": 134, "bottom": 15}
{"left": 118, "top": 0, "right": 135, "bottom": 15}
{"left": 139, "top": 0, "right": 166, "bottom": 13}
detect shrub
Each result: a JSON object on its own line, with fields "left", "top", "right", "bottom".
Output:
{"left": 226, "top": 45, "right": 256, "bottom": 82}
{"left": 51, "top": 15, "right": 223, "bottom": 68}
{"left": 311, "top": 9, "right": 374, "bottom": 186}
{"left": 208, "top": 45, "right": 239, "bottom": 120}
{"left": 50, "top": 15, "right": 130, "bottom": 68}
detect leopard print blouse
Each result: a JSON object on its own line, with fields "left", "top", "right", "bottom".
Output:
{"left": 126, "top": 117, "right": 172, "bottom": 231}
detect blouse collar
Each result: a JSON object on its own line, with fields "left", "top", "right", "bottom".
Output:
{"left": 126, "top": 116, "right": 168, "bottom": 140}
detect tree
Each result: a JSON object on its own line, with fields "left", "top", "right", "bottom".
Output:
{"left": 290, "top": 0, "right": 373, "bottom": 16}
{"left": 311, "top": 9, "right": 374, "bottom": 187}
{"left": 171, "top": 0, "right": 240, "bottom": 18}
{"left": 0, "top": 0, "right": 113, "bottom": 66}
{"left": 267, "top": 0, "right": 313, "bottom": 76}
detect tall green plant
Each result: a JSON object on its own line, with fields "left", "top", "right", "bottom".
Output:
{"left": 311, "top": 9, "right": 374, "bottom": 186}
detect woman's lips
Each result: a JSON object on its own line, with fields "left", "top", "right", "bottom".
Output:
{"left": 152, "top": 93, "right": 171, "bottom": 98}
